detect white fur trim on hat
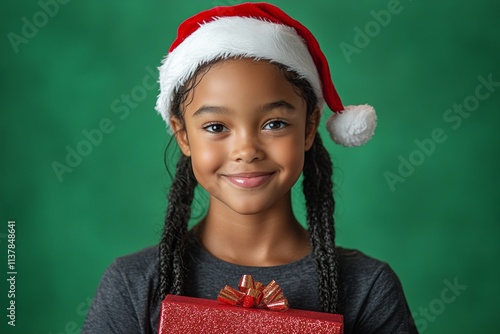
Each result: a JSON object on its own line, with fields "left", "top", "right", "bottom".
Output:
{"left": 326, "top": 104, "right": 376, "bottom": 147}
{"left": 155, "top": 16, "right": 325, "bottom": 123}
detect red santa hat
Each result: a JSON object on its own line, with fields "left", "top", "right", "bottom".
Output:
{"left": 156, "top": 2, "right": 376, "bottom": 147}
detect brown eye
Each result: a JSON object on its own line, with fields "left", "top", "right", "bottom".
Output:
{"left": 263, "top": 120, "right": 288, "bottom": 130}
{"left": 203, "top": 123, "right": 227, "bottom": 133}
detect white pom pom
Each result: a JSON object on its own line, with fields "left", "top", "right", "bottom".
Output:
{"left": 326, "top": 104, "right": 377, "bottom": 147}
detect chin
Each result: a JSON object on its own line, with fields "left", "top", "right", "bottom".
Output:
{"left": 224, "top": 200, "right": 274, "bottom": 216}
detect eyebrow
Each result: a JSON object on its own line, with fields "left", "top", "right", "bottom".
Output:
{"left": 192, "top": 105, "right": 231, "bottom": 117}
{"left": 192, "top": 100, "right": 296, "bottom": 117}
{"left": 262, "top": 100, "right": 296, "bottom": 113}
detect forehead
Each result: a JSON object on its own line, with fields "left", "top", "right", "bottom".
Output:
{"left": 182, "top": 58, "right": 305, "bottom": 112}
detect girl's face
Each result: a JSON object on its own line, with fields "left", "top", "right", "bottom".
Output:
{"left": 171, "top": 58, "right": 319, "bottom": 216}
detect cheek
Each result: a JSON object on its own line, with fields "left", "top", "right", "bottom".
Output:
{"left": 183, "top": 121, "right": 224, "bottom": 177}
{"left": 271, "top": 136, "right": 305, "bottom": 174}
{"left": 190, "top": 140, "right": 225, "bottom": 176}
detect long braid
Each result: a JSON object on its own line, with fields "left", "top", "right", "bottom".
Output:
{"left": 278, "top": 61, "right": 340, "bottom": 313}
{"left": 303, "top": 133, "right": 340, "bottom": 313}
{"left": 154, "top": 61, "right": 213, "bottom": 308}
{"left": 158, "top": 155, "right": 197, "bottom": 299}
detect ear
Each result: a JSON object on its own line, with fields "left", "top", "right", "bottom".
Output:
{"left": 304, "top": 107, "right": 321, "bottom": 151}
{"left": 170, "top": 116, "right": 191, "bottom": 156}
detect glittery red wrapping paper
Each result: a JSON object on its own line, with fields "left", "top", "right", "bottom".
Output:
{"left": 159, "top": 295, "right": 344, "bottom": 334}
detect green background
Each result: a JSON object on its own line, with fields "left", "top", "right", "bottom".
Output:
{"left": 1, "top": 0, "right": 499, "bottom": 333}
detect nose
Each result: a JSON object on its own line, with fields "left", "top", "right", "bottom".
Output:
{"left": 230, "top": 131, "right": 264, "bottom": 163}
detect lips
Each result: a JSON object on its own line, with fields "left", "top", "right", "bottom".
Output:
{"left": 222, "top": 172, "right": 275, "bottom": 188}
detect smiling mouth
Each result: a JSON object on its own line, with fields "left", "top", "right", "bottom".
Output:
{"left": 222, "top": 172, "right": 275, "bottom": 188}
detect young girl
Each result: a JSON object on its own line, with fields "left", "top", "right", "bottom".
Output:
{"left": 83, "top": 3, "right": 417, "bottom": 333}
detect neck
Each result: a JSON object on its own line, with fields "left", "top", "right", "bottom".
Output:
{"left": 194, "top": 193, "right": 310, "bottom": 267}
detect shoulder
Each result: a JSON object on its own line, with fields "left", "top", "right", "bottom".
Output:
{"left": 337, "top": 247, "right": 417, "bottom": 333}
{"left": 338, "top": 247, "right": 402, "bottom": 296}
{"left": 82, "top": 245, "right": 160, "bottom": 334}
{"left": 338, "top": 247, "right": 390, "bottom": 272}
{"left": 338, "top": 247, "right": 407, "bottom": 295}
{"left": 102, "top": 245, "right": 160, "bottom": 292}
{"left": 112, "top": 245, "right": 159, "bottom": 277}
{"left": 107, "top": 245, "right": 161, "bottom": 305}
{"left": 337, "top": 247, "right": 399, "bottom": 288}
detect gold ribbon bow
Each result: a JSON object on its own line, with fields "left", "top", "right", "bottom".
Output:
{"left": 217, "top": 274, "right": 289, "bottom": 311}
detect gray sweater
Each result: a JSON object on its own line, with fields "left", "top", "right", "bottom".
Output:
{"left": 83, "top": 241, "right": 417, "bottom": 333}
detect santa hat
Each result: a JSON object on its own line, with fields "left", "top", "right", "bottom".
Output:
{"left": 156, "top": 2, "right": 376, "bottom": 147}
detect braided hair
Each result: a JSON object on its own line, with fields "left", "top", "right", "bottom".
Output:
{"left": 156, "top": 59, "right": 340, "bottom": 313}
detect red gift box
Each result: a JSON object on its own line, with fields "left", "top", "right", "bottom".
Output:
{"left": 159, "top": 295, "right": 344, "bottom": 333}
